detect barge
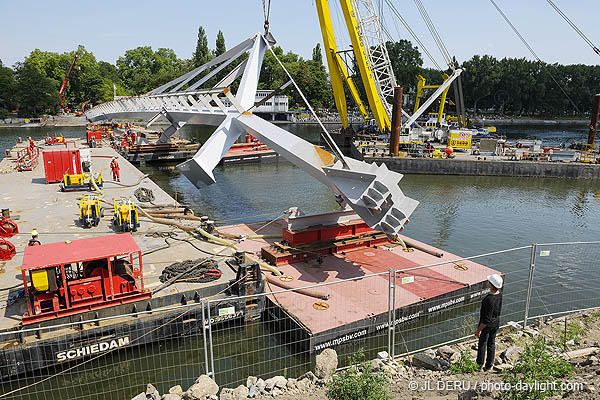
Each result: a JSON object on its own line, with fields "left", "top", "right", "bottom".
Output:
{"left": 0, "top": 138, "right": 264, "bottom": 379}
{"left": 0, "top": 134, "right": 498, "bottom": 380}
{"left": 218, "top": 212, "right": 500, "bottom": 353}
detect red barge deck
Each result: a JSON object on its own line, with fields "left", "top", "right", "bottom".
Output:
{"left": 218, "top": 212, "right": 500, "bottom": 352}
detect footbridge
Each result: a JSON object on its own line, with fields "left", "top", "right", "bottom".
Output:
{"left": 85, "top": 31, "right": 418, "bottom": 239}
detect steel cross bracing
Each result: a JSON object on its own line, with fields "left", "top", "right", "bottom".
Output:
{"left": 85, "top": 32, "right": 418, "bottom": 238}
{"left": 352, "top": 0, "right": 397, "bottom": 116}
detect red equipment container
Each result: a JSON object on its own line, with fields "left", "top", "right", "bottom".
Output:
{"left": 42, "top": 142, "right": 82, "bottom": 184}
{"left": 21, "top": 233, "right": 150, "bottom": 324}
{"left": 86, "top": 130, "right": 102, "bottom": 144}
{"left": 0, "top": 239, "right": 16, "bottom": 261}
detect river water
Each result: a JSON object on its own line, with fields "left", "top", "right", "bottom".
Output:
{"left": 0, "top": 123, "right": 599, "bottom": 399}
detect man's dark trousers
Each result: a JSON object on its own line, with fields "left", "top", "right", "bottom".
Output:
{"left": 476, "top": 326, "right": 498, "bottom": 369}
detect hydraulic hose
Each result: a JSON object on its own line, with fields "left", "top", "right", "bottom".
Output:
{"left": 195, "top": 226, "right": 282, "bottom": 277}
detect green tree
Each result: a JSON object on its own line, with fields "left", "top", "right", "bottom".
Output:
{"left": 117, "top": 46, "right": 184, "bottom": 94}
{"left": 312, "top": 43, "right": 323, "bottom": 65}
{"left": 386, "top": 39, "right": 423, "bottom": 92}
{"left": 0, "top": 60, "right": 17, "bottom": 118}
{"left": 193, "top": 26, "right": 211, "bottom": 67}
{"left": 461, "top": 54, "right": 502, "bottom": 113}
{"left": 15, "top": 61, "right": 60, "bottom": 117}
{"left": 215, "top": 30, "right": 226, "bottom": 57}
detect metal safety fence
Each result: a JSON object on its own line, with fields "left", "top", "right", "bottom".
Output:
{"left": 0, "top": 241, "right": 598, "bottom": 399}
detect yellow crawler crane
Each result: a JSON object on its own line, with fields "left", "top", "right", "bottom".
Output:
{"left": 113, "top": 198, "right": 139, "bottom": 232}
{"left": 316, "top": 0, "right": 392, "bottom": 132}
{"left": 315, "top": 0, "right": 371, "bottom": 130}
{"left": 79, "top": 195, "right": 102, "bottom": 228}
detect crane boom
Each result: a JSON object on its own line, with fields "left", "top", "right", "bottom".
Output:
{"left": 59, "top": 54, "right": 79, "bottom": 108}
{"left": 405, "top": 68, "right": 462, "bottom": 127}
{"left": 339, "top": 0, "right": 391, "bottom": 132}
{"left": 315, "top": 0, "right": 370, "bottom": 128}
{"left": 351, "top": 0, "right": 397, "bottom": 116}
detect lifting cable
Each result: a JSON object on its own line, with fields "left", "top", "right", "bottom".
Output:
{"left": 413, "top": 0, "right": 455, "bottom": 70}
{"left": 383, "top": 0, "right": 443, "bottom": 71}
{"left": 546, "top": 0, "right": 599, "bottom": 56}
{"left": 262, "top": 0, "right": 272, "bottom": 33}
{"left": 263, "top": 39, "right": 349, "bottom": 169}
{"left": 489, "top": 0, "right": 581, "bottom": 114}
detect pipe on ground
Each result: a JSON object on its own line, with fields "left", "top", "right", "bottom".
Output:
{"left": 402, "top": 238, "right": 444, "bottom": 258}
{"left": 265, "top": 275, "right": 330, "bottom": 300}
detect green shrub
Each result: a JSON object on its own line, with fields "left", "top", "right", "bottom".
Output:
{"left": 326, "top": 349, "right": 389, "bottom": 400}
{"left": 501, "top": 337, "right": 573, "bottom": 400}
{"left": 550, "top": 319, "right": 586, "bottom": 350}
{"left": 449, "top": 350, "right": 481, "bottom": 374}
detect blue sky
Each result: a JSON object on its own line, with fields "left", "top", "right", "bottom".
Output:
{"left": 1, "top": 0, "right": 598, "bottom": 69}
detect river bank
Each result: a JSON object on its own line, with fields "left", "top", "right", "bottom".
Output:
{"left": 0, "top": 114, "right": 87, "bottom": 128}
{"left": 0, "top": 115, "right": 589, "bottom": 128}
{"left": 472, "top": 118, "right": 588, "bottom": 126}
{"left": 132, "top": 308, "right": 600, "bottom": 400}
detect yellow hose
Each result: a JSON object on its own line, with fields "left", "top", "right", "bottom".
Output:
{"left": 394, "top": 236, "right": 407, "bottom": 249}
{"left": 246, "top": 234, "right": 282, "bottom": 239}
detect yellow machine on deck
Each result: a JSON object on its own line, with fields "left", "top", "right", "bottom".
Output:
{"left": 113, "top": 198, "right": 139, "bottom": 232}
{"left": 79, "top": 195, "right": 102, "bottom": 228}
{"left": 60, "top": 172, "right": 103, "bottom": 192}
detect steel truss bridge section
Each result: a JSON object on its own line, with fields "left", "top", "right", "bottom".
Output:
{"left": 85, "top": 32, "right": 418, "bottom": 239}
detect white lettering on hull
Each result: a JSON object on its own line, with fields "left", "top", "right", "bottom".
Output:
{"left": 56, "top": 337, "right": 130, "bottom": 362}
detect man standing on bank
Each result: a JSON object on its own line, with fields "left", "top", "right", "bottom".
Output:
{"left": 475, "top": 274, "right": 503, "bottom": 371}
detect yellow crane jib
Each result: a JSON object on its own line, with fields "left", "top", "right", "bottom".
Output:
{"left": 338, "top": 0, "right": 391, "bottom": 132}
{"left": 315, "top": 0, "right": 370, "bottom": 129}
{"left": 113, "top": 198, "right": 140, "bottom": 232}
{"left": 413, "top": 74, "right": 451, "bottom": 125}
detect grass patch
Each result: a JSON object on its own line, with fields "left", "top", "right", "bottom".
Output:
{"left": 549, "top": 318, "right": 586, "bottom": 350}
{"left": 326, "top": 349, "right": 390, "bottom": 400}
{"left": 449, "top": 351, "right": 480, "bottom": 374}
{"left": 501, "top": 337, "right": 574, "bottom": 400}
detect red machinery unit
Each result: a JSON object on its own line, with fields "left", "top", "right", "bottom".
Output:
{"left": 42, "top": 142, "right": 82, "bottom": 184}
{"left": 86, "top": 130, "right": 102, "bottom": 144}
{"left": 262, "top": 219, "right": 391, "bottom": 266}
{"left": 44, "top": 136, "right": 65, "bottom": 146}
{"left": 21, "top": 233, "right": 151, "bottom": 324}
{"left": 0, "top": 239, "right": 16, "bottom": 261}
{"left": 0, "top": 216, "right": 18, "bottom": 238}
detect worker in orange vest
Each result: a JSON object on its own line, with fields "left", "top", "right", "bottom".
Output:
{"left": 28, "top": 138, "right": 34, "bottom": 150}
{"left": 110, "top": 157, "right": 120, "bottom": 182}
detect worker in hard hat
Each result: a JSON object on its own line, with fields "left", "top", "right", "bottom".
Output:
{"left": 28, "top": 229, "right": 41, "bottom": 246}
{"left": 110, "top": 157, "right": 120, "bottom": 182}
{"left": 475, "top": 273, "right": 503, "bottom": 371}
